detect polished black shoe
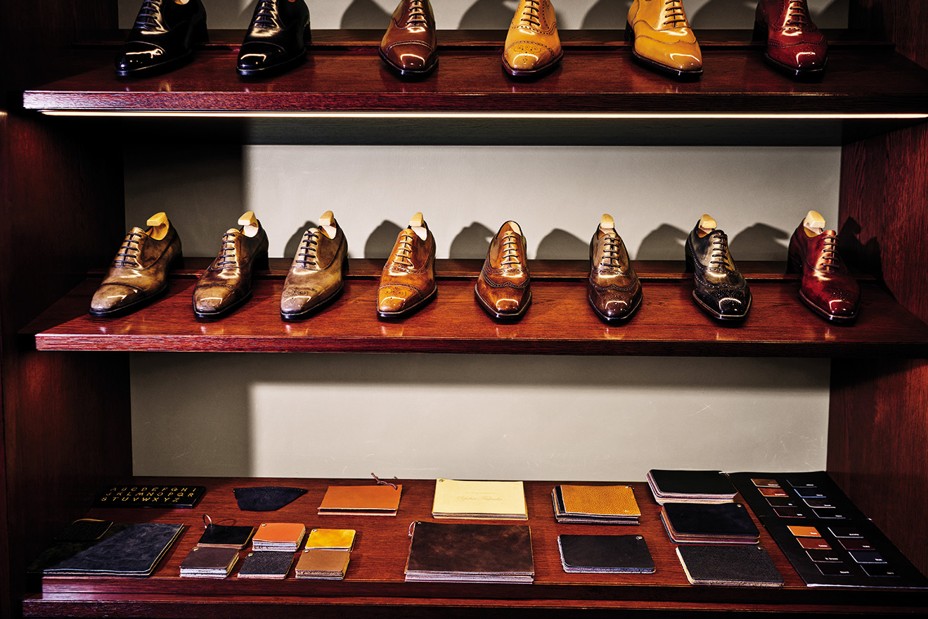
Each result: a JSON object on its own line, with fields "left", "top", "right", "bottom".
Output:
{"left": 237, "top": 0, "right": 311, "bottom": 78}
{"left": 115, "top": 0, "right": 208, "bottom": 77}
{"left": 684, "top": 214, "right": 752, "bottom": 321}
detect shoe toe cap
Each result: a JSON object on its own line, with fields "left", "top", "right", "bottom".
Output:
{"left": 385, "top": 44, "right": 433, "bottom": 71}
{"left": 115, "top": 43, "right": 166, "bottom": 72}
{"left": 193, "top": 285, "right": 236, "bottom": 315}
{"left": 378, "top": 285, "right": 420, "bottom": 314}
{"left": 237, "top": 43, "right": 288, "bottom": 71}
{"left": 90, "top": 284, "right": 142, "bottom": 314}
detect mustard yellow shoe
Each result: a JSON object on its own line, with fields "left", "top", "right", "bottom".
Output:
{"left": 626, "top": 0, "right": 702, "bottom": 80}
{"left": 502, "top": 0, "right": 563, "bottom": 78}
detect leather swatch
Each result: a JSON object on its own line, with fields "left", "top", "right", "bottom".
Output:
{"left": 317, "top": 484, "right": 402, "bottom": 516}
{"left": 554, "top": 484, "right": 640, "bottom": 524}
{"left": 196, "top": 523, "right": 255, "bottom": 549}
{"left": 179, "top": 546, "right": 240, "bottom": 578}
{"left": 647, "top": 469, "right": 737, "bottom": 504}
{"left": 252, "top": 522, "right": 306, "bottom": 552}
{"left": 557, "top": 535, "right": 655, "bottom": 574}
{"left": 233, "top": 486, "right": 307, "bottom": 512}
{"left": 44, "top": 523, "right": 183, "bottom": 576}
{"left": 432, "top": 479, "right": 527, "bottom": 520}
{"left": 676, "top": 545, "right": 783, "bottom": 587}
{"left": 661, "top": 502, "right": 759, "bottom": 543}
{"left": 295, "top": 549, "right": 351, "bottom": 580}
{"left": 305, "top": 528, "right": 356, "bottom": 551}
{"left": 236, "top": 551, "right": 295, "bottom": 579}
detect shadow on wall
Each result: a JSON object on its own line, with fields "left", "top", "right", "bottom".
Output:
{"left": 341, "top": 0, "right": 391, "bottom": 29}
{"left": 637, "top": 224, "right": 688, "bottom": 260}
{"left": 582, "top": 0, "right": 632, "bottom": 30}
{"left": 365, "top": 220, "right": 403, "bottom": 258}
{"left": 690, "top": 0, "right": 850, "bottom": 29}
{"left": 730, "top": 223, "right": 789, "bottom": 260}
{"left": 450, "top": 222, "right": 495, "bottom": 259}
{"left": 536, "top": 228, "right": 587, "bottom": 260}
{"left": 284, "top": 219, "right": 316, "bottom": 261}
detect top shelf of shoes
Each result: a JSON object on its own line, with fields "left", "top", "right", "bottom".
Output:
{"left": 21, "top": 30, "right": 928, "bottom": 119}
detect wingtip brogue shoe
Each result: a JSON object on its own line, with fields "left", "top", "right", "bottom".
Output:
{"left": 377, "top": 212, "right": 437, "bottom": 319}
{"left": 753, "top": 0, "right": 827, "bottom": 80}
{"left": 237, "top": 0, "right": 311, "bottom": 78}
{"left": 475, "top": 221, "right": 532, "bottom": 320}
{"left": 626, "top": 0, "right": 703, "bottom": 80}
{"left": 588, "top": 214, "right": 642, "bottom": 324}
{"left": 90, "top": 212, "right": 182, "bottom": 317}
{"left": 685, "top": 214, "right": 752, "bottom": 321}
{"left": 115, "top": 0, "right": 208, "bottom": 78}
{"left": 280, "top": 211, "right": 348, "bottom": 320}
{"left": 502, "top": 0, "right": 563, "bottom": 78}
{"left": 380, "top": 0, "right": 438, "bottom": 77}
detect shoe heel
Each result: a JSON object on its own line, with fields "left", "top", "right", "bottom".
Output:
{"left": 304, "top": 24, "right": 312, "bottom": 47}
{"left": 752, "top": 19, "right": 766, "bottom": 43}
{"left": 193, "top": 17, "right": 209, "bottom": 45}
{"left": 255, "top": 251, "right": 270, "bottom": 272}
{"left": 624, "top": 21, "right": 634, "bottom": 43}
{"left": 786, "top": 250, "right": 803, "bottom": 274}
{"left": 684, "top": 245, "right": 695, "bottom": 273}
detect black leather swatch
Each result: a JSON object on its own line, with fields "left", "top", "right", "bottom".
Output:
{"left": 649, "top": 470, "right": 736, "bottom": 496}
{"left": 663, "top": 502, "right": 759, "bottom": 538}
{"left": 197, "top": 523, "right": 255, "bottom": 548}
{"left": 237, "top": 551, "right": 294, "bottom": 578}
{"left": 677, "top": 545, "right": 783, "bottom": 586}
{"left": 558, "top": 535, "right": 655, "bottom": 573}
{"left": 233, "top": 486, "right": 307, "bottom": 511}
{"left": 44, "top": 523, "right": 183, "bottom": 576}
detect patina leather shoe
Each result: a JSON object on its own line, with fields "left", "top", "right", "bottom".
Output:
{"left": 475, "top": 221, "right": 531, "bottom": 320}
{"left": 380, "top": 0, "right": 438, "bottom": 77}
{"left": 626, "top": 0, "right": 702, "bottom": 80}
{"left": 90, "top": 212, "right": 182, "bottom": 317}
{"left": 588, "top": 214, "right": 642, "bottom": 324}
{"left": 115, "top": 0, "right": 208, "bottom": 77}
{"left": 193, "top": 211, "right": 269, "bottom": 319}
{"left": 787, "top": 210, "right": 859, "bottom": 323}
{"left": 502, "top": 0, "right": 563, "bottom": 78}
{"left": 753, "top": 0, "right": 827, "bottom": 79}
{"left": 237, "top": 0, "right": 310, "bottom": 77}
{"left": 685, "top": 214, "right": 751, "bottom": 321}
{"left": 377, "top": 213, "right": 437, "bottom": 319}
{"left": 280, "top": 211, "right": 348, "bottom": 320}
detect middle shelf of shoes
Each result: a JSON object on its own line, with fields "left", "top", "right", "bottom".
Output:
{"left": 28, "top": 259, "right": 928, "bottom": 356}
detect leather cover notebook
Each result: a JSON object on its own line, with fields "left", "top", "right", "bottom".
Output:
{"left": 44, "top": 523, "right": 183, "bottom": 577}
{"left": 431, "top": 479, "right": 528, "bottom": 520}
{"left": 179, "top": 546, "right": 239, "bottom": 578}
{"left": 317, "top": 484, "right": 402, "bottom": 516}
{"left": 405, "top": 521, "right": 534, "bottom": 583}
{"left": 237, "top": 551, "right": 294, "bottom": 579}
{"left": 557, "top": 535, "right": 655, "bottom": 574}
{"left": 553, "top": 485, "right": 640, "bottom": 524}
{"left": 295, "top": 549, "right": 351, "bottom": 580}
{"left": 661, "top": 502, "right": 759, "bottom": 544}
{"left": 647, "top": 470, "right": 736, "bottom": 504}
{"left": 196, "top": 524, "right": 255, "bottom": 549}
{"left": 676, "top": 545, "right": 783, "bottom": 587}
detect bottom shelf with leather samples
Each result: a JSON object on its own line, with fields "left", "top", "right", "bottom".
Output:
{"left": 22, "top": 477, "right": 928, "bottom": 617}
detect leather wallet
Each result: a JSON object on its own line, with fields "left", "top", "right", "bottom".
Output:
{"left": 44, "top": 523, "right": 183, "bottom": 576}
{"left": 557, "top": 534, "right": 655, "bottom": 574}
{"left": 233, "top": 486, "right": 307, "bottom": 511}
{"left": 318, "top": 484, "right": 402, "bottom": 516}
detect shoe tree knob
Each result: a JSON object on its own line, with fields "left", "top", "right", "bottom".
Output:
{"left": 318, "top": 210, "right": 337, "bottom": 238}
{"left": 409, "top": 212, "right": 427, "bottom": 241}
{"left": 146, "top": 212, "right": 170, "bottom": 241}
{"left": 600, "top": 213, "right": 615, "bottom": 231}
{"left": 803, "top": 210, "right": 826, "bottom": 236}
{"left": 698, "top": 213, "right": 717, "bottom": 235}
{"left": 238, "top": 211, "right": 261, "bottom": 238}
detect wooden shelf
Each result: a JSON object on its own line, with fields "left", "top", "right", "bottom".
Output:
{"left": 22, "top": 477, "right": 928, "bottom": 617}
{"left": 28, "top": 260, "right": 928, "bottom": 357}
{"left": 22, "top": 31, "right": 928, "bottom": 116}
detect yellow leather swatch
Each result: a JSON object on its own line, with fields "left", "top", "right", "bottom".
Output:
{"left": 560, "top": 485, "right": 641, "bottom": 517}
{"left": 305, "top": 528, "right": 356, "bottom": 550}
{"left": 295, "top": 549, "right": 350, "bottom": 579}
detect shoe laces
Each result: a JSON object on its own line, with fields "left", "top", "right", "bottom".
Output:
{"left": 662, "top": 0, "right": 689, "bottom": 28}
{"left": 216, "top": 230, "right": 240, "bottom": 269}
{"left": 519, "top": 0, "right": 542, "bottom": 29}
{"left": 501, "top": 232, "right": 523, "bottom": 269}
{"left": 390, "top": 229, "right": 416, "bottom": 272}
{"left": 134, "top": 0, "right": 165, "bottom": 31}
{"left": 599, "top": 233, "right": 622, "bottom": 269}
{"left": 785, "top": 0, "right": 812, "bottom": 29}
{"left": 406, "top": 0, "right": 428, "bottom": 31}
{"left": 113, "top": 231, "right": 144, "bottom": 267}
{"left": 816, "top": 231, "right": 841, "bottom": 273}
{"left": 707, "top": 231, "right": 734, "bottom": 273}
{"left": 253, "top": 0, "right": 280, "bottom": 30}
{"left": 295, "top": 228, "right": 321, "bottom": 269}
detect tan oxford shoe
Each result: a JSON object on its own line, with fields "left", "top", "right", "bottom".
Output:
{"left": 193, "top": 211, "right": 269, "bottom": 319}
{"left": 90, "top": 212, "right": 182, "bottom": 317}
{"left": 380, "top": 0, "right": 438, "bottom": 77}
{"left": 626, "top": 0, "right": 703, "bottom": 80}
{"left": 588, "top": 214, "right": 642, "bottom": 324}
{"left": 377, "top": 212, "right": 437, "bottom": 319}
{"left": 502, "top": 0, "right": 563, "bottom": 78}
{"left": 280, "top": 210, "right": 348, "bottom": 320}
{"left": 475, "top": 221, "right": 531, "bottom": 320}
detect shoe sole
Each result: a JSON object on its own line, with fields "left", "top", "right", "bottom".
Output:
{"left": 501, "top": 51, "right": 564, "bottom": 79}
{"left": 88, "top": 283, "right": 168, "bottom": 318}
{"left": 376, "top": 287, "right": 437, "bottom": 320}
{"left": 116, "top": 49, "right": 196, "bottom": 78}
{"left": 691, "top": 290, "right": 751, "bottom": 322}
{"left": 625, "top": 22, "right": 702, "bottom": 81}
{"left": 762, "top": 53, "right": 826, "bottom": 81}
{"left": 588, "top": 292, "right": 643, "bottom": 325}
{"left": 280, "top": 284, "right": 344, "bottom": 321}
{"left": 378, "top": 49, "right": 439, "bottom": 78}
{"left": 237, "top": 51, "right": 308, "bottom": 79}
{"left": 474, "top": 286, "right": 532, "bottom": 321}
{"left": 798, "top": 289, "right": 857, "bottom": 324}
{"left": 193, "top": 290, "right": 253, "bottom": 320}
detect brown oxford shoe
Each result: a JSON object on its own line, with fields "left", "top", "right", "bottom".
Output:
{"left": 377, "top": 212, "right": 437, "bottom": 319}
{"left": 475, "top": 221, "right": 531, "bottom": 320}
{"left": 502, "top": 0, "right": 563, "bottom": 78}
{"left": 193, "top": 211, "right": 269, "bottom": 319}
{"left": 280, "top": 210, "right": 348, "bottom": 321}
{"left": 90, "top": 212, "right": 182, "bottom": 317}
{"left": 588, "top": 214, "right": 642, "bottom": 324}
{"left": 380, "top": 0, "right": 437, "bottom": 77}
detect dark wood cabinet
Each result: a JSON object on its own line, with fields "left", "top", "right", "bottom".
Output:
{"left": 1, "top": 1, "right": 926, "bottom": 616}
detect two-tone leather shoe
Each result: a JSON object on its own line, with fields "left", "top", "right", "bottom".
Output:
{"left": 502, "top": 0, "right": 563, "bottom": 78}
{"left": 380, "top": 0, "right": 438, "bottom": 77}
{"left": 626, "top": 0, "right": 703, "bottom": 80}
{"left": 753, "top": 0, "right": 827, "bottom": 79}
{"left": 193, "top": 211, "right": 269, "bottom": 319}
{"left": 237, "top": 0, "right": 310, "bottom": 78}
{"left": 475, "top": 221, "right": 531, "bottom": 320}
{"left": 588, "top": 214, "right": 642, "bottom": 324}
{"left": 787, "top": 210, "right": 859, "bottom": 323}
{"left": 115, "top": 0, "right": 208, "bottom": 77}
{"left": 685, "top": 214, "right": 751, "bottom": 321}
{"left": 90, "top": 212, "right": 182, "bottom": 317}
{"left": 377, "top": 213, "right": 437, "bottom": 319}
{"left": 280, "top": 211, "right": 348, "bottom": 320}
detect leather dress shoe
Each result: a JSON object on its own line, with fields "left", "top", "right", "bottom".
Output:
{"left": 237, "top": 0, "right": 310, "bottom": 78}
{"left": 502, "top": 0, "right": 563, "bottom": 78}
{"left": 685, "top": 214, "right": 751, "bottom": 321}
{"left": 280, "top": 211, "right": 348, "bottom": 320}
{"left": 90, "top": 212, "right": 182, "bottom": 317}
{"left": 625, "top": 0, "right": 703, "bottom": 80}
{"left": 377, "top": 213, "right": 437, "bottom": 319}
{"left": 475, "top": 221, "right": 531, "bottom": 320}
{"left": 753, "top": 0, "right": 827, "bottom": 79}
{"left": 787, "top": 210, "right": 859, "bottom": 323}
{"left": 380, "top": 0, "right": 438, "bottom": 77}
{"left": 115, "top": 0, "right": 208, "bottom": 77}
{"left": 193, "top": 211, "right": 269, "bottom": 319}
{"left": 588, "top": 214, "right": 642, "bottom": 324}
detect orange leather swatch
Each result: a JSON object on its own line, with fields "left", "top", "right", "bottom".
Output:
{"left": 560, "top": 485, "right": 641, "bottom": 517}
{"left": 318, "top": 485, "right": 403, "bottom": 514}
{"left": 253, "top": 522, "right": 306, "bottom": 545}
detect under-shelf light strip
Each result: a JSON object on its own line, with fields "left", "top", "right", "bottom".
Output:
{"left": 38, "top": 111, "right": 928, "bottom": 120}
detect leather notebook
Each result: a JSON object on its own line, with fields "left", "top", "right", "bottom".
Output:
{"left": 431, "top": 479, "right": 528, "bottom": 520}
{"left": 295, "top": 549, "right": 351, "bottom": 580}
{"left": 676, "top": 545, "right": 783, "bottom": 587}
{"left": 196, "top": 523, "right": 255, "bottom": 549}
{"left": 557, "top": 535, "right": 655, "bottom": 574}
{"left": 404, "top": 521, "right": 534, "bottom": 584}
{"left": 661, "top": 502, "right": 759, "bottom": 544}
{"left": 317, "top": 484, "right": 402, "bottom": 516}
{"left": 647, "top": 470, "right": 736, "bottom": 504}
{"left": 236, "top": 551, "right": 294, "bottom": 579}
{"left": 44, "top": 523, "right": 183, "bottom": 577}
{"left": 553, "top": 485, "right": 640, "bottom": 524}
{"left": 179, "top": 546, "right": 240, "bottom": 578}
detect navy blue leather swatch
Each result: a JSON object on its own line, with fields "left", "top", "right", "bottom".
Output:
{"left": 233, "top": 486, "right": 307, "bottom": 511}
